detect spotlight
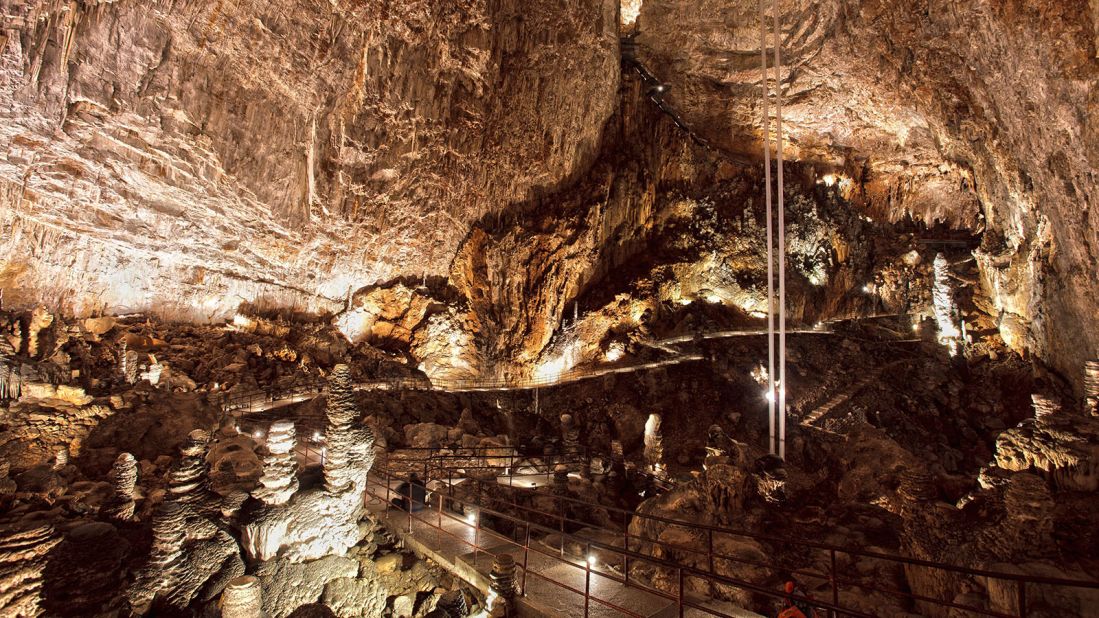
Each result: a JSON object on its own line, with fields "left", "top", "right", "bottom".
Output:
{"left": 312, "top": 431, "right": 322, "bottom": 441}
{"left": 587, "top": 555, "right": 597, "bottom": 567}
{"left": 466, "top": 511, "right": 477, "bottom": 525}
{"left": 862, "top": 284, "right": 872, "bottom": 293}
{"left": 252, "top": 430, "right": 264, "bottom": 439}
{"left": 765, "top": 390, "right": 775, "bottom": 403}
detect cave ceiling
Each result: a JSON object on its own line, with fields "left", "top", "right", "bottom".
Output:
{"left": 1, "top": 0, "right": 1096, "bottom": 384}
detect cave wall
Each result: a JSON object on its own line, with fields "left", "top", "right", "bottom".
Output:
{"left": 0, "top": 0, "right": 618, "bottom": 319}
{"left": 633, "top": 0, "right": 1098, "bottom": 386}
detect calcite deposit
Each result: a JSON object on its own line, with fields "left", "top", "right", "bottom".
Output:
{"left": 0, "top": 0, "right": 1098, "bottom": 617}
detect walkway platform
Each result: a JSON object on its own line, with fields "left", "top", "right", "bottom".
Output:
{"left": 365, "top": 476, "right": 760, "bottom": 618}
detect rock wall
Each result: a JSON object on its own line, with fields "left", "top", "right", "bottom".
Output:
{"left": 1, "top": 0, "right": 619, "bottom": 319}
{"left": 632, "top": 0, "right": 1098, "bottom": 387}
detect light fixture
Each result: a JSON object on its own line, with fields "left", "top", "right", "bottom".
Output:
{"left": 312, "top": 431, "right": 322, "bottom": 441}
{"left": 587, "top": 555, "right": 597, "bottom": 567}
{"left": 466, "top": 511, "right": 477, "bottom": 524}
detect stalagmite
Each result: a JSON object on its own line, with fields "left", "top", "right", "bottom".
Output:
{"left": 130, "top": 502, "right": 187, "bottom": 608}
{"left": 52, "top": 447, "right": 69, "bottom": 471}
{"left": 1031, "top": 394, "right": 1061, "bottom": 420}
{"left": 1084, "top": 360, "right": 1099, "bottom": 417}
{"left": 169, "top": 430, "right": 211, "bottom": 506}
{"left": 932, "top": 253, "right": 961, "bottom": 355}
{"left": 0, "top": 521, "right": 61, "bottom": 616}
{"left": 644, "top": 413, "right": 664, "bottom": 475}
{"left": 488, "top": 554, "right": 518, "bottom": 605}
{"left": 324, "top": 364, "right": 358, "bottom": 494}
{"left": 105, "top": 453, "right": 138, "bottom": 521}
{"left": 219, "top": 575, "right": 265, "bottom": 618}
{"left": 253, "top": 421, "right": 299, "bottom": 505}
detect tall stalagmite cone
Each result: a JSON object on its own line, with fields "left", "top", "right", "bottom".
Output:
{"left": 168, "top": 430, "right": 210, "bottom": 507}
{"left": 1084, "top": 360, "right": 1099, "bottom": 417}
{"left": 644, "top": 413, "right": 664, "bottom": 474}
{"left": 0, "top": 521, "right": 61, "bottom": 616}
{"left": 253, "top": 421, "right": 299, "bottom": 505}
{"left": 324, "top": 364, "right": 358, "bottom": 494}
{"left": 105, "top": 452, "right": 138, "bottom": 521}
{"left": 219, "top": 575, "right": 265, "bottom": 618}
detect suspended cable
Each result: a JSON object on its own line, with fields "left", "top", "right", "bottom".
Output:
{"left": 759, "top": 0, "right": 776, "bottom": 457}
{"left": 772, "top": 0, "right": 787, "bottom": 460}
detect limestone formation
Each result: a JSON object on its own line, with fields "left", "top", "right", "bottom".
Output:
{"left": 253, "top": 421, "right": 299, "bottom": 506}
{"left": 995, "top": 408, "right": 1099, "bottom": 492}
{"left": 1031, "top": 394, "right": 1061, "bottom": 420}
{"left": 104, "top": 452, "right": 138, "bottom": 521}
{"left": 932, "top": 254, "right": 961, "bottom": 355}
{"left": 168, "top": 430, "right": 211, "bottom": 507}
{"left": 434, "top": 590, "right": 469, "bottom": 618}
{"left": 324, "top": 364, "right": 358, "bottom": 494}
{"left": 40, "top": 522, "right": 129, "bottom": 615}
{"left": 220, "top": 576, "right": 265, "bottom": 618}
{"left": 0, "top": 520, "right": 61, "bottom": 617}
{"left": 51, "top": 446, "right": 68, "bottom": 471}
{"left": 1085, "top": 360, "right": 1099, "bottom": 417}
{"left": 643, "top": 413, "right": 665, "bottom": 475}
{"left": 130, "top": 502, "right": 186, "bottom": 609}
{"left": 488, "top": 554, "right": 518, "bottom": 603}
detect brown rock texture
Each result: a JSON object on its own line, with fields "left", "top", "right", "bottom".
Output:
{"left": 632, "top": 0, "right": 1098, "bottom": 386}
{"left": 1, "top": 0, "right": 618, "bottom": 319}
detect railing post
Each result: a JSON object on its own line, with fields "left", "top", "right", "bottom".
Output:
{"left": 678, "top": 567, "right": 684, "bottom": 618}
{"left": 584, "top": 543, "right": 592, "bottom": 618}
{"left": 830, "top": 548, "right": 839, "bottom": 618}
{"left": 622, "top": 510, "right": 630, "bottom": 587}
{"left": 707, "top": 528, "right": 715, "bottom": 599}
{"left": 521, "top": 523, "right": 530, "bottom": 597}
{"left": 1017, "top": 580, "right": 1027, "bottom": 618}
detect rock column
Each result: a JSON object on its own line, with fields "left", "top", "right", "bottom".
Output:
{"left": 643, "top": 413, "right": 664, "bottom": 475}
{"left": 1085, "top": 360, "right": 1099, "bottom": 417}
{"left": 220, "top": 575, "right": 265, "bottom": 618}
{"left": 324, "top": 364, "right": 358, "bottom": 494}
{"left": 252, "top": 421, "right": 299, "bottom": 505}
{"left": 932, "top": 253, "right": 961, "bottom": 355}
{"left": 489, "top": 554, "right": 519, "bottom": 605}
{"left": 168, "top": 430, "right": 211, "bottom": 507}
{"left": 129, "top": 502, "right": 186, "bottom": 609}
{"left": 104, "top": 452, "right": 138, "bottom": 521}
{"left": 1031, "top": 394, "right": 1061, "bottom": 421}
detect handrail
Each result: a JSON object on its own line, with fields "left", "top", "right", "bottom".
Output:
{"left": 367, "top": 464, "right": 873, "bottom": 618}
{"left": 373, "top": 448, "right": 1099, "bottom": 618}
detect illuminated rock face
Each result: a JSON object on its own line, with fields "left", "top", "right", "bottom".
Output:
{"left": 0, "top": 521, "right": 60, "bottom": 616}
{"left": 0, "top": 0, "right": 619, "bottom": 321}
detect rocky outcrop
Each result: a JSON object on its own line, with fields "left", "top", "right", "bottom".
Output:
{"left": 994, "top": 405, "right": 1099, "bottom": 492}
{"left": 40, "top": 522, "right": 129, "bottom": 615}
{"left": 220, "top": 576, "right": 265, "bottom": 618}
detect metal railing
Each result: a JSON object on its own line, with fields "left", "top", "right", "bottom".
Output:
{"left": 369, "top": 448, "right": 1099, "bottom": 618}
{"left": 368, "top": 461, "right": 866, "bottom": 618}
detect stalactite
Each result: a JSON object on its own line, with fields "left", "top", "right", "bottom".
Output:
{"left": 104, "top": 453, "right": 138, "bottom": 521}
{"left": 252, "top": 421, "right": 299, "bottom": 505}
{"left": 323, "top": 364, "right": 358, "bottom": 494}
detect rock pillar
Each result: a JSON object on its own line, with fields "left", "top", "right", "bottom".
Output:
{"left": 253, "top": 421, "right": 299, "bottom": 505}
{"left": 220, "top": 575, "right": 265, "bottom": 618}
{"left": 643, "top": 413, "right": 664, "bottom": 475}
{"left": 324, "top": 364, "right": 358, "bottom": 494}
{"left": 105, "top": 452, "right": 138, "bottom": 521}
